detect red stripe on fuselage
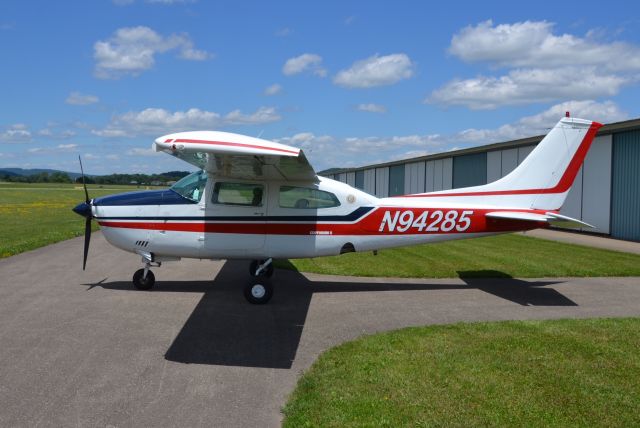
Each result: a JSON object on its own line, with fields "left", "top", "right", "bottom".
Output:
{"left": 400, "top": 122, "right": 602, "bottom": 198}
{"left": 166, "top": 138, "right": 299, "bottom": 155}
{"left": 98, "top": 208, "right": 548, "bottom": 236}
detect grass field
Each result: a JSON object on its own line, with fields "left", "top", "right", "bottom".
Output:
{"left": 0, "top": 182, "right": 159, "bottom": 258}
{"left": 275, "top": 233, "right": 640, "bottom": 278}
{"left": 282, "top": 317, "right": 640, "bottom": 427}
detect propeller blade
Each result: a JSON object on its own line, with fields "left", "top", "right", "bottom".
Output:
{"left": 78, "top": 155, "right": 89, "bottom": 204}
{"left": 83, "top": 217, "right": 91, "bottom": 271}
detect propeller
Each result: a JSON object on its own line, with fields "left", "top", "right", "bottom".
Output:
{"left": 72, "top": 155, "right": 93, "bottom": 270}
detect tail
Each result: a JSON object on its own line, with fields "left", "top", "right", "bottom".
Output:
{"left": 405, "top": 117, "right": 603, "bottom": 210}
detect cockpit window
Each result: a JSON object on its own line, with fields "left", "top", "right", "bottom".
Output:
{"left": 170, "top": 170, "right": 208, "bottom": 202}
{"left": 279, "top": 186, "right": 340, "bottom": 209}
{"left": 212, "top": 182, "right": 264, "bottom": 206}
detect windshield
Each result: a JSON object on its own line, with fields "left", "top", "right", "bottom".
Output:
{"left": 170, "top": 170, "right": 208, "bottom": 202}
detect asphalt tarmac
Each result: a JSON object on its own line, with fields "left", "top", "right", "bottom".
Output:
{"left": 0, "top": 232, "right": 639, "bottom": 427}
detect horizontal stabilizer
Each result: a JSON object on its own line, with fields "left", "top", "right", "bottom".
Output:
{"left": 486, "top": 211, "right": 593, "bottom": 229}
{"left": 545, "top": 212, "right": 594, "bottom": 229}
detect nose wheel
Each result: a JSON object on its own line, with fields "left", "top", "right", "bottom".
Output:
{"left": 133, "top": 268, "right": 155, "bottom": 290}
{"left": 132, "top": 257, "right": 160, "bottom": 291}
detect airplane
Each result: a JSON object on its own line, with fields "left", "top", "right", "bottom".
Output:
{"left": 73, "top": 115, "right": 602, "bottom": 304}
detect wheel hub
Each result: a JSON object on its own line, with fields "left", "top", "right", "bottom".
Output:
{"left": 251, "top": 284, "right": 266, "bottom": 299}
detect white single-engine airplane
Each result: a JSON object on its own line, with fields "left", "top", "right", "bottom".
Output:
{"left": 73, "top": 115, "right": 602, "bottom": 304}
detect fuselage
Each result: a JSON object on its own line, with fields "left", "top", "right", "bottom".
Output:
{"left": 91, "top": 174, "right": 545, "bottom": 261}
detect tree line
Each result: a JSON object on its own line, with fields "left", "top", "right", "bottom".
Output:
{"left": 0, "top": 170, "right": 191, "bottom": 185}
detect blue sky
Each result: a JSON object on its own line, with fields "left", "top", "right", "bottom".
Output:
{"left": 1, "top": 0, "right": 640, "bottom": 174}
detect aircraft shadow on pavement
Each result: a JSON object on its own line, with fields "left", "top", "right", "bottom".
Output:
{"left": 89, "top": 261, "right": 575, "bottom": 369}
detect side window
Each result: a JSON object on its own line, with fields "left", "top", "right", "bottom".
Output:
{"left": 279, "top": 186, "right": 340, "bottom": 209}
{"left": 212, "top": 182, "right": 264, "bottom": 206}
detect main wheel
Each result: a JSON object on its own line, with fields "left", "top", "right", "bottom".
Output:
{"left": 133, "top": 268, "right": 155, "bottom": 290}
{"left": 249, "top": 260, "right": 274, "bottom": 278}
{"left": 244, "top": 281, "right": 273, "bottom": 304}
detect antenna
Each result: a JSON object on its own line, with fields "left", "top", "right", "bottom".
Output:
{"left": 256, "top": 130, "right": 264, "bottom": 139}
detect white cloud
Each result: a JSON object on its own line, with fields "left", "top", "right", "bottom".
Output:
{"left": 356, "top": 103, "right": 386, "bottom": 113}
{"left": 27, "top": 144, "right": 78, "bottom": 155}
{"left": 37, "top": 128, "right": 76, "bottom": 139}
{"left": 263, "top": 83, "right": 282, "bottom": 96}
{"left": 282, "top": 53, "right": 326, "bottom": 77}
{"left": 0, "top": 124, "right": 32, "bottom": 143}
{"left": 431, "top": 20, "right": 640, "bottom": 109}
{"left": 428, "top": 67, "right": 628, "bottom": 109}
{"left": 450, "top": 20, "right": 640, "bottom": 71}
{"left": 275, "top": 28, "right": 292, "bottom": 37}
{"left": 224, "top": 107, "right": 281, "bottom": 125}
{"left": 106, "top": 154, "right": 120, "bottom": 161}
{"left": 83, "top": 154, "right": 100, "bottom": 160}
{"left": 94, "top": 106, "right": 281, "bottom": 137}
{"left": 334, "top": 53, "right": 414, "bottom": 88}
{"left": 276, "top": 100, "right": 626, "bottom": 171}
{"left": 126, "top": 148, "right": 159, "bottom": 156}
{"left": 93, "top": 26, "right": 212, "bottom": 79}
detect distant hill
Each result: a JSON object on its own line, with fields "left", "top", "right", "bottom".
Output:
{"left": 0, "top": 168, "right": 192, "bottom": 180}
{"left": 0, "top": 167, "right": 83, "bottom": 180}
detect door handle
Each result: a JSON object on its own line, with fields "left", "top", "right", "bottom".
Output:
{"left": 254, "top": 212, "right": 264, "bottom": 216}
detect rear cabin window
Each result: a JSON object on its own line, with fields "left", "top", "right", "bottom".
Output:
{"left": 212, "top": 182, "right": 264, "bottom": 206}
{"left": 279, "top": 186, "right": 340, "bottom": 209}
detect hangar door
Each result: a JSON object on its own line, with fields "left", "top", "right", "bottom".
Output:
{"left": 611, "top": 130, "right": 640, "bottom": 242}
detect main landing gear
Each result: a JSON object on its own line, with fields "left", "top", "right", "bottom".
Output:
{"left": 245, "top": 258, "right": 274, "bottom": 304}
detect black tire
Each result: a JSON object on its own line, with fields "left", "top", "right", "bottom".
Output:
{"left": 249, "top": 260, "right": 274, "bottom": 278}
{"left": 133, "top": 268, "right": 155, "bottom": 290}
{"left": 244, "top": 281, "right": 273, "bottom": 304}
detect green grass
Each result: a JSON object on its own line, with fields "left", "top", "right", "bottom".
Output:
{"left": 0, "top": 182, "right": 160, "bottom": 258}
{"left": 275, "top": 233, "right": 640, "bottom": 278}
{"left": 283, "top": 317, "right": 640, "bottom": 427}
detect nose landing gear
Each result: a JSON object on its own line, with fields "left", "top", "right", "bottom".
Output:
{"left": 132, "top": 254, "right": 161, "bottom": 290}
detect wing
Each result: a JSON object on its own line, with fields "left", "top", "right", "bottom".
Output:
{"left": 154, "top": 131, "right": 317, "bottom": 182}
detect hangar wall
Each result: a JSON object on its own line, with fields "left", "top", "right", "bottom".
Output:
{"left": 324, "top": 118, "right": 640, "bottom": 242}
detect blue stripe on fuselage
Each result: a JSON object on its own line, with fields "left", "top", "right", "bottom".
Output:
{"left": 93, "top": 189, "right": 196, "bottom": 206}
{"left": 95, "top": 206, "right": 374, "bottom": 222}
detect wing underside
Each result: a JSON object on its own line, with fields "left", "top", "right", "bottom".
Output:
{"left": 154, "top": 131, "right": 317, "bottom": 182}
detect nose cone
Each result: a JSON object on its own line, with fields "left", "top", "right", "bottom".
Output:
{"left": 72, "top": 201, "right": 92, "bottom": 218}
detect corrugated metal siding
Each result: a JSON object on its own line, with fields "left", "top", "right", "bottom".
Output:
{"left": 346, "top": 172, "right": 355, "bottom": 187}
{"left": 501, "top": 148, "right": 518, "bottom": 176}
{"left": 363, "top": 169, "right": 376, "bottom": 195}
{"left": 442, "top": 158, "right": 453, "bottom": 190}
{"left": 375, "top": 167, "right": 389, "bottom": 197}
{"left": 355, "top": 170, "right": 365, "bottom": 190}
{"left": 517, "top": 145, "right": 535, "bottom": 164}
{"left": 582, "top": 135, "right": 612, "bottom": 234}
{"left": 388, "top": 164, "right": 405, "bottom": 196}
{"left": 425, "top": 160, "right": 435, "bottom": 192}
{"left": 487, "top": 150, "right": 501, "bottom": 183}
{"left": 611, "top": 130, "right": 640, "bottom": 241}
{"left": 405, "top": 161, "right": 425, "bottom": 194}
{"left": 453, "top": 152, "right": 487, "bottom": 188}
{"left": 433, "top": 160, "right": 443, "bottom": 190}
